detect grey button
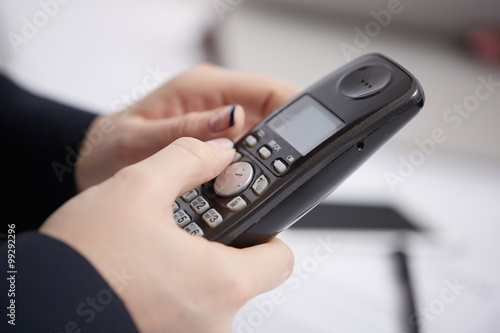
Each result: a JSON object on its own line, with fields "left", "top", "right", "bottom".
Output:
{"left": 226, "top": 196, "right": 248, "bottom": 213}
{"left": 190, "top": 196, "right": 210, "bottom": 215}
{"left": 174, "top": 210, "right": 191, "bottom": 228}
{"left": 259, "top": 146, "right": 272, "bottom": 160}
{"left": 252, "top": 175, "right": 269, "bottom": 195}
{"left": 181, "top": 190, "right": 198, "bottom": 202}
{"left": 214, "top": 162, "right": 254, "bottom": 197}
{"left": 184, "top": 223, "right": 204, "bottom": 237}
{"left": 273, "top": 159, "right": 288, "bottom": 174}
{"left": 245, "top": 135, "right": 258, "bottom": 147}
{"left": 203, "top": 209, "right": 223, "bottom": 228}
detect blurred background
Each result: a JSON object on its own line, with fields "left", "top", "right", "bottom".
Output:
{"left": 1, "top": 0, "right": 499, "bottom": 332}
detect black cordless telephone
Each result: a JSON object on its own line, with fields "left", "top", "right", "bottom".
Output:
{"left": 173, "top": 54, "right": 425, "bottom": 247}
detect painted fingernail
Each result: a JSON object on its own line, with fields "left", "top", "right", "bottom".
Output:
{"left": 209, "top": 104, "right": 238, "bottom": 133}
{"left": 206, "top": 138, "right": 235, "bottom": 150}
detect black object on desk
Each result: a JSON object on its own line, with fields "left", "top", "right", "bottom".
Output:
{"left": 291, "top": 203, "right": 421, "bottom": 333}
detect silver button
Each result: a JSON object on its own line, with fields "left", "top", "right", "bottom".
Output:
{"left": 214, "top": 162, "right": 254, "bottom": 197}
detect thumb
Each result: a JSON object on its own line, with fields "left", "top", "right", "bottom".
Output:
{"left": 136, "top": 137, "right": 236, "bottom": 203}
{"left": 137, "top": 104, "right": 245, "bottom": 148}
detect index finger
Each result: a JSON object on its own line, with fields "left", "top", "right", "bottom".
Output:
{"left": 172, "top": 64, "right": 302, "bottom": 119}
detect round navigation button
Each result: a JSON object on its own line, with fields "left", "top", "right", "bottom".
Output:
{"left": 339, "top": 64, "right": 393, "bottom": 99}
{"left": 214, "top": 162, "right": 254, "bottom": 197}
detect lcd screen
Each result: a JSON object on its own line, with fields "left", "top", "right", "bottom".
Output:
{"left": 267, "top": 95, "right": 344, "bottom": 155}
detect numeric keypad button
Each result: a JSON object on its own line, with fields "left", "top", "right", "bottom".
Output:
{"left": 184, "top": 223, "right": 204, "bottom": 237}
{"left": 190, "top": 196, "right": 210, "bottom": 215}
{"left": 174, "top": 210, "right": 191, "bottom": 228}
{"left": 203, "top": 209, "right": 223, "bottom": 228}
{"left": 181, "top": 190, "right": 198, "bottom": 202}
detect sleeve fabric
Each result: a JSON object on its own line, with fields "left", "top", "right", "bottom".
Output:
{"left": 0, "top": 75, "right": 97, "bottom": 232}
{"left": 0, "top": 232, "right": 139, "bottom": 333}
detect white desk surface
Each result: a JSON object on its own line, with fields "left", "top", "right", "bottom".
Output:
{"left": 233, "top": 145, "right": 500, "bottom": 333}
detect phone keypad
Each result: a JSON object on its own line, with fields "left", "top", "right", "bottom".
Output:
{"left": 175, "top": 129, "right": 298, "bottom": 239}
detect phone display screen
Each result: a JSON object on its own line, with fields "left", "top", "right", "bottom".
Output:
{"left": 267, "top": 95, "right": 344, "bottom": 155}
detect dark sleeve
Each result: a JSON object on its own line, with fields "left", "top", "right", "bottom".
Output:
{"left": 0, "top": 75, "right": 97, "bottom": 232}
{"left": 0, "top": 232, "right": 139, "bottom": 333}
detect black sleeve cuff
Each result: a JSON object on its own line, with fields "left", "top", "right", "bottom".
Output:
{"left": 0, "top": 232, "right": 139, "bottom": 333}
{"left": 0, "top": 75, "right": 97, "bottom": 231}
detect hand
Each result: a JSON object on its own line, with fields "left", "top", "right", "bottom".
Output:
{"left": 41, "top": 137, "right": 294, "bottom": 333}
{"left": 76, "top": 64, "right": 300, "bottom": 191}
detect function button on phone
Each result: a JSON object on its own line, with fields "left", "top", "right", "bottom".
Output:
{"left": 203, "top": 209, "right": 223, "bottom": 228}
{"left": 214, "top": 162, "right": 254, "bottom": 197}
{"left": 174, "top": 210, "right": 191, "bottom": 228}
{"left": 226, "top": 196, "right": 247, "bottom": 213}
{"left": 244, "top": 135, "right": 258, "bottom": 147}
{"left": 252, "top": 175, "right": 269, "bottom": 196}
{"left": 181, "top": 190, "right": 198, "bottom": 202}
{"left": 232, "top": 151, "right": 243, "bottom": 163}
{"left": 273, "top": 159, "right": 288, "bottom": 175}
{"left": 184, "top": 223, "right": 204, "bottom": 237}
{"left": 258, "top": 146, "right": 272, "bottom": 160}
{"left": 172, "top": 201, "right": 180, "bottom": 213}
{"left": 190, "top": 196, "right": 210, "bottom": 215}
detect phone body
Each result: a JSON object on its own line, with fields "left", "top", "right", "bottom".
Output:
{"left": 173, "top": 53, "right": 425, "bottom": 248}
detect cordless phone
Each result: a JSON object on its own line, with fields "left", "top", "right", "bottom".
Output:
{"left": 173, "top": 53, "right": 425, "bottom": 247}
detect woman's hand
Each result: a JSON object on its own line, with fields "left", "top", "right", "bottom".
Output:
{"left": 76, "top": 64, "right": 300, "bottom": 191}
{"left": 42, "top": 137, "right": 294, "bottom": 333}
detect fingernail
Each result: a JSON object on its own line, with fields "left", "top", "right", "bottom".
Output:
{"left": 209, "top": 104, "right": 238, "bottom": 133}
{"left": 207, "top": 138, "right": 235, "bottom": 150}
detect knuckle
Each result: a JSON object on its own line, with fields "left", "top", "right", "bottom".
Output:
{"left": 111, "top": 164, "right": 149, "bottom": 190}
{"left": 171, "top": 137, "right": 214, "bottom": 177}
